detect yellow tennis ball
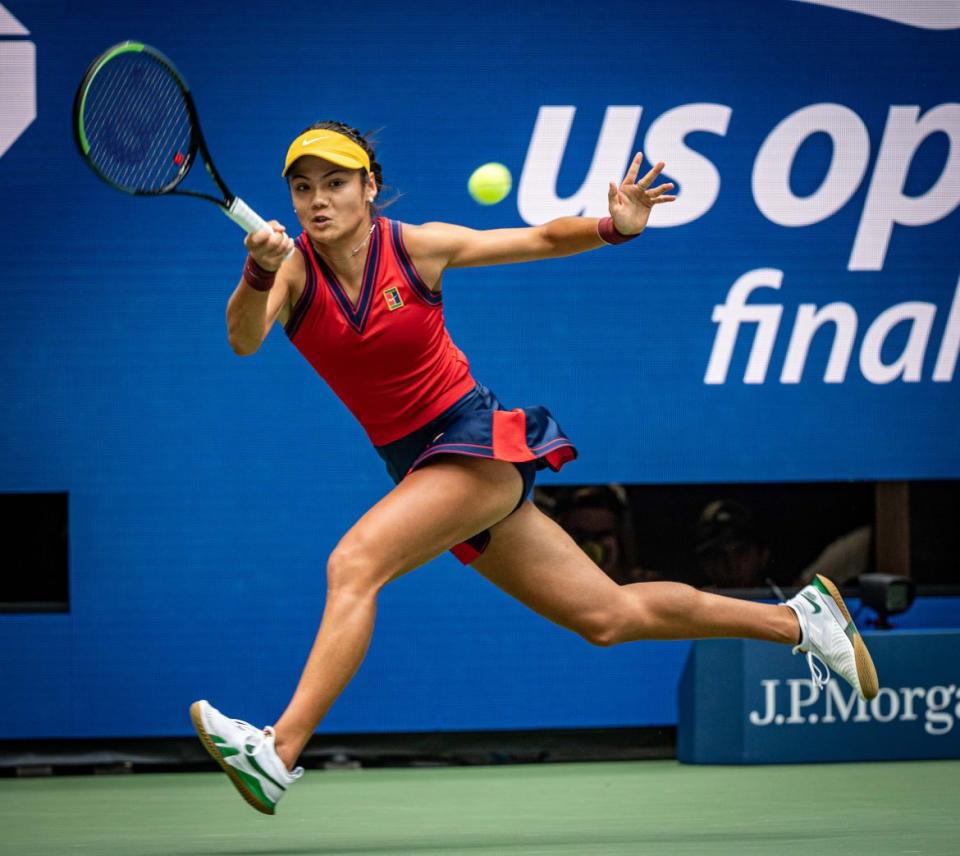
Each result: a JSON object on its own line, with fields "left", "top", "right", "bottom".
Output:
{"left": 468, "top": 162, "right": 512, "bottom": 205}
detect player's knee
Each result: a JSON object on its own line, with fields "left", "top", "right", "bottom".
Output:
{"left": 325, "top": 537, "right": 392, "bottom": 598}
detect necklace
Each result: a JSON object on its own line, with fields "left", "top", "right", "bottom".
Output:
{"left": 351, "top": 223, "right": 376, "bottom": 256}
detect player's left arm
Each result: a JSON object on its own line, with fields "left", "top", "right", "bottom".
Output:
{"left": 403, "top": 154, "right": 675, "bottom": 281}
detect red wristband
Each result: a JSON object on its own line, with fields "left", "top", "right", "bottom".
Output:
{"left": 243, "top": 255, "right": 277, "bottom": 292}
{"left": 597, "top": 216, "right": 639, "bottom": 245}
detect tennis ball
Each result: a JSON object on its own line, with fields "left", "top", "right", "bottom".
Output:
{"left": 468, "top": 162, "right": 512, "bottom": 205}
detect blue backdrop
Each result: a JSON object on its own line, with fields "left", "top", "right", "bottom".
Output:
{"left": 1, "top": 0, "right": 957, "bottom": 737}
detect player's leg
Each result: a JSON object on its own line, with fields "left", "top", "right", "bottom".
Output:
{"left": 472, "top": 501, "right": 877, "bottom": 699}
{"left": 470, "top": 500, "right": 799, "bottom": 645}
{"left": 269, "top": 456, "right": 524, "bottom": 769}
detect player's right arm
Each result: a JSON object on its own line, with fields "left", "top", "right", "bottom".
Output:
{"left": 226, "top": 224, "right": 301, "bottom": 356}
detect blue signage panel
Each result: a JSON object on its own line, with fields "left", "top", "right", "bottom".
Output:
{"left": 678, "top": 631, "right": 960, "bottom": 764}
{"left": 1, "top": 0, "right": 958, "bottom": 488}
{"left": 0, "top": 1, "right": 957, "bottom": 738}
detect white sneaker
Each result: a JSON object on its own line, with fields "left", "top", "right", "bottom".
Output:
{"left": 190, "top": 700, "right": 303, "bottom": 815}
{"left": 784, "top": 574, "right": 879, "bottom": 700}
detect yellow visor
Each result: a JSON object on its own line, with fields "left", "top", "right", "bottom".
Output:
{"left": 282, "top": 129, "right": 371, "bottom": 177}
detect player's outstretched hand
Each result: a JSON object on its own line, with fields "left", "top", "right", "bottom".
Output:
{"left": 244, "top": 221, "right": 294, "bottom": 272}
{"left": 608, "top": 153, "right": 677, "bottom": 236}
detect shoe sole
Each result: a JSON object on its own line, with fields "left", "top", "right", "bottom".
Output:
{"left": 189, "top": 701, "right": 275, "bottom": 816}
{"left": 815, "top": 575, "right": 879, "bottom": 700}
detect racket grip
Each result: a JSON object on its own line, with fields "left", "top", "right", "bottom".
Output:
{"left": 224, "top": 197, "right": 295, "bottom": 259}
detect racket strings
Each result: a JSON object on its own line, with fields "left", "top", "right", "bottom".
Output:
{"left": 82, "top": 53, "right": 193, "bottom": 193}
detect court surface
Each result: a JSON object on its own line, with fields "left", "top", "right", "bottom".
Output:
{"left": 1, "top": 759, "right": 956, "bottom": 855}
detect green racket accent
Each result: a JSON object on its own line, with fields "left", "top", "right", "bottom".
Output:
{"left": 76, "top": 41, "right": 146, "bottom": 154}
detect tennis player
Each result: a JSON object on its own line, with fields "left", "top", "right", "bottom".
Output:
{"left": 191, "top": 122, "right": 879, "bottom": 815}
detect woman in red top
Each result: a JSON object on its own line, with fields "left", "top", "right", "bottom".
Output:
{"left": 190, "top": 122, "right": 878, "bottom": 816}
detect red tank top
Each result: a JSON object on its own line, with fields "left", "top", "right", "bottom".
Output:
{"left": 284, "top": 218, "right": 476, "bottom": 445}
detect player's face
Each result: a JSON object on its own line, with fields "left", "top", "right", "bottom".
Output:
{"left": 288, "top": 156, "right": 376, "bottom": 244}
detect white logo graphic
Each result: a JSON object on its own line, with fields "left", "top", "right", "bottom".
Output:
{"left": 705, "top": 271, "right": 960, "bottom": 385}
{"left": 749, "top": 678, "right": 960, "bottom": 736}
{"left": 518, "top": 105, "right": 732, "bottom": 227}
{"left": 519, "top": 103, "right": 960, "bottom": 272}
{"left": 302, "top": 136, "right": 330, "bottom": 146}
{"left": 518, "top": 107, "right": 643, "bottom": 224}
{"left": 790, "top": 0, "right": 960, "bottom": 30}
{"left": 0, "top": 4, "right": 34, "bottom": 159}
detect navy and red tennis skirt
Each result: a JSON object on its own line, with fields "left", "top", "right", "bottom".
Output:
{"left": 375, "top": 382, "right": 577, "bottom": 564}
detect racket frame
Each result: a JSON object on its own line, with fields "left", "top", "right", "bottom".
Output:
{"left": 73, "top": 41, "right": 278, "bottom": 238}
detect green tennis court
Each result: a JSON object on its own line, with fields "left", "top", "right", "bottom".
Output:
{"left": 2, "top": 760, "right": 956, "bottom": 855}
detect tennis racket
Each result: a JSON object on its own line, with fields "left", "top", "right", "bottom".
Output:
{"left": 73, "top": 41, "right": 281, "bottom": 241}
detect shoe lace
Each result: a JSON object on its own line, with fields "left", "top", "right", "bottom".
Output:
{"left": 794, "top": 645, "right": 831, "bottom": 691}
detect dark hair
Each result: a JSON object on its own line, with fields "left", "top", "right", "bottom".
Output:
{"left": 295, "top": 121, "right": 388, "bottom": 214}
{"left": 555, "top": 485, "right": 629, "bottom": 519}
{"left": 695, "top": 499, "right": 764, "bottom": 554}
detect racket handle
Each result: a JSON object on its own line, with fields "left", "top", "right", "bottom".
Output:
{"left": 224, "top": 197, "right": 295, "bottom": 259}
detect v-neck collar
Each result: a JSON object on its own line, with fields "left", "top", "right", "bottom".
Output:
{"left": 308, "top": 220, "right": 381, "bottom": 334}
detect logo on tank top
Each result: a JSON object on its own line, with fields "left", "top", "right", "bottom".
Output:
{"left": 383, "top": 286, "right": 404, "bottom": 311}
